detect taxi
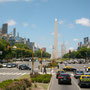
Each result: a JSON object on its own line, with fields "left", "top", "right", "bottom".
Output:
{"left": 78, "top": 75, "right": 90, "bottom": 88}
{"left": 63, "top": 66, "right": 76, "bottom": 72}
{"left": 88, "top": 67, "right": 90, "bottom": 72}
{"left": 56, "top": 69, "right": 65, "bottom": 78}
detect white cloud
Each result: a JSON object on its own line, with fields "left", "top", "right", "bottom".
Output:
{"left": 24, "top": 22, "right": 28, "bottom": 27}
{"left": 7, "top": 19, "right": 16, "bottom": 26}
{"left": 58, "top": 20, "right": 64, "bottom": 24}
{"left": 76, "top": 18, "right": 90, "bottom": 27}
{"left": 73, "top": 38, "right": 78, "bottom": 42}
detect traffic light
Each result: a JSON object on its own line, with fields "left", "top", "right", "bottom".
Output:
{"left": 69, "top": 49, "right": 71, "bottom": 53}
{"left": 7, "top": 45, "right": 11, "bottom": 52}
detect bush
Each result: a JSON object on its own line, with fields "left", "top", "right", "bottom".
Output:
{"left": 31, "top": 74, "right": 52, "bottom": 83}
{"left": 0, "top": 79, "right": 14, "bottom": 89}
{"left": 5, "top": 79, "right": 32, "bottom": 90}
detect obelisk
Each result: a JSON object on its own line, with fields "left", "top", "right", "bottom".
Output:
{"left": 54, "top": 18, "right": 58, "bottom": 60}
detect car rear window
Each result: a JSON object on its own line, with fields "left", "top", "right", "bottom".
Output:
{"left": 82, "top": 76, "right": 90, "bottom": 78}
{"left": 77, "top": 71, "right": 83, "bottom": 73}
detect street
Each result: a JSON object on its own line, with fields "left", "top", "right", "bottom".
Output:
{"left": 50, "top": 64, "right": 90, "bottom": 90}
{"left": 0, "top": 61, "right": 49, "bottom": 82}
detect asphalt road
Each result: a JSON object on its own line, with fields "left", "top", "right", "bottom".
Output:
{"left": 0, "top": 61, "right": 49, "bottom": 82}
{"left": 50, "top": 64, "right": 90, "bottom": 90}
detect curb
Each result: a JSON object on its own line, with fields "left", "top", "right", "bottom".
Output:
{"left": 47, "top": 74, "right": 54, "bottom": 90}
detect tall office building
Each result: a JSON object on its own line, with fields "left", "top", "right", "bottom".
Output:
{"left": 61, "top": 43, "right": 66, "bottom": 58}
{"left": 13, "top": 28, "right": 16, "bottom": 38}
{"left": 54, "top": 18, "right": 58, "bottom": 59}
{"left": 2, "top": 23, "right": 8, "bottom": 34}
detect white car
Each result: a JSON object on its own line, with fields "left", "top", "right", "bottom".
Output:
{"left": 3, "top": 63, "right": 7, "bottom": 67}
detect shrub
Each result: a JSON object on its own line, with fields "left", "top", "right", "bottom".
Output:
{"left": 5, "top": 79, "right": 32, "bottom": 90}
{"left": 31, "top": 74, "right": 52, "bottom": 83}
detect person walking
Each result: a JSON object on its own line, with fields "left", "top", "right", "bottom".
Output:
{"left": 43, "top": 65, "right": 47, "bottom": 74}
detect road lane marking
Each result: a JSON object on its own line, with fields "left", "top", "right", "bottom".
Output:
{"left": 0, "top": 72, "right": 29, "bottom": 75}
{"left": 71, "top": 76, "right": 81, "bottom": 90}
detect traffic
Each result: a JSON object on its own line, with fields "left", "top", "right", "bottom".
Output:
{"left": 56, "top": 64, "right": 90, "bottom": 89}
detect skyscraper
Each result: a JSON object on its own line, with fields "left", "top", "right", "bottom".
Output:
{"left": 54, "top": 18, "right": 58, "bottom": 59}
{"left": 2, "top": 23, "right": 8, "bottom": 34}
{"left": 13, "top": 28, "right": 16, "bottom": 39}
{"left": 61, "top": 43, "right": 66, "bottom": 58}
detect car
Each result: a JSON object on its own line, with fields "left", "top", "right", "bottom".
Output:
{"left": 19, "top": 64, "right": 31, "bottom": 70}
{"left": 11, "top": 63, "right": 17, "bottom": 67}
{"left": 56, "top": 69, "right": 65, "bottom": 78}
{"left": 84, "top": 73, "right": 90, "bottom": 75}
{"left": 58, "top": 73, "right": 71, "bottom": 84}
{"left": 2, "top": 63, "right": 8, "bottom": 67}
{"left": 74, "top": 70, "right": 84, "bottom": 79}
{"left": 7, "top": 63, "right": 13, "bottom": 68}
{"left": 87, "top": 67, "right": 90, "bottom": 72}
{"left": 63, "top": 66, "right": 76, "bottom": 72}
{"left": 78, "top": 75, "right": 90, "bottom": 88}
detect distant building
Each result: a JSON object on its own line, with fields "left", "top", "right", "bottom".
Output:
{"left": 61, "top": 43, "right": 66, "bottom": 58}
{"left": 2, "top": 24, "right": 8, "bottom": 34}
{"left": 13, "top": 28, "right": 16, "bottom": 39}
{"left": 42, "top": 48, "right": 46, "bottom": 52}
{"left": 84, "top": 37, "right": 89, "bottom": 45}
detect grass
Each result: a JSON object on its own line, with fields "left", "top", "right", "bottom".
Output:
{"left": 57, "top": 58, "right": 69, "bottom": 62}
{"left": 18, "top": 74, "right": 31, "bottom": 80}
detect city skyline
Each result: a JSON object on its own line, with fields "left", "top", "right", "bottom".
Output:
{"left": 0, "top": 0, "right": 90, "bottom": 54}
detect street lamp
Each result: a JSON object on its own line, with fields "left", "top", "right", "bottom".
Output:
{"left": 41, "top": 48, "right": 43, "bottom": 72}
{"left": 13, "top": 46, "right": 17, "bottom": 59}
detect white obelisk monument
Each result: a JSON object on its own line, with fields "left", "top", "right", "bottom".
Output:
{"left": 54, "top": 18, "right": 58, "bottom": 60}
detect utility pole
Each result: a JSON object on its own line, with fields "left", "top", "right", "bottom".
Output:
{"left": 41, "top": 48, "right": 43, "bottom": 72}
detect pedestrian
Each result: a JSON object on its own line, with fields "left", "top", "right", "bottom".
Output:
{"left": 43, "top": 65, "right": 47, "bottom": 74}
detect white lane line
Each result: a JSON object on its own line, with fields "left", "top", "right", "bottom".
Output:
{"left": 0, "top": 72, "right": 29, "bottom": 75}
{"left": 71, "top": 76, "right": 81, "bottom": 90}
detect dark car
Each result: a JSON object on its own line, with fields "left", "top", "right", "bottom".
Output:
{"left": 63, "top": 66, "right": 76, "bottom": 72}
{"left": 11, "top": 63, "right": 18, "bottom": 67}
{"left": 58, "top": 73, "right": 71, "bottom": 84}
{"left": 19, "top": 64, "right": 31, "bottom": 70}
{"left": 56, "top": 70, "right": 65, "bottom": 78}
{"left": 74, "top": 70, "right": 84, "bottom": 79}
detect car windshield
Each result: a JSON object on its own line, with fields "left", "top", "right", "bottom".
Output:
{"left": 82, "top": 76, "right": 90, "bottom": 78}
{"left": 77, "top": 71, "right": 83, "bottom": 73}
{"left": 58, "top": 71, "right": 64, "bottom": 73}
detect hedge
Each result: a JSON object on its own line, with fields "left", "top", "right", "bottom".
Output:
{"left": 31, "top": 74, "right": 52, "bottom": 83}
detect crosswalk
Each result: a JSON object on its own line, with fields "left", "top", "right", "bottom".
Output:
{"left": 0, "top": 72, "right": 30, "bottom": 75}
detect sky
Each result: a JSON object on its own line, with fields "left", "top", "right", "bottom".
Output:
{"left": 0, "top": 0, "right": 90, "bottom": 55}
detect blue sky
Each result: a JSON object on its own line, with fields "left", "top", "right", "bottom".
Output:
{"left": 0, "top": 0, "right": 90, "bottom": 55}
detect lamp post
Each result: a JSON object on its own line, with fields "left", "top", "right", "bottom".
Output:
{"left": 13, "top": 46, "right": 17, "bottom": 59}
{"left": 41, "top": 48, "right": 43, "bottom": 72}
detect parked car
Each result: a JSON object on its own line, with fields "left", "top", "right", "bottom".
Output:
{"left": 19, "top": 64, "right": 31, "bottom": 70}
{"left": 56, "top": 69, "right": 65, "bottom": 78}
{"left": 78, "top": 75, "right": 90, "bottom": 88}
{"left": 11, "top": 63, "right": 18, "bottom": 67}
{"left": 7, "top": 63, "right": 13, "bottom": 68}
{"left": 63, "top": 66, "right": 76, "bottom": 72}
{"left": 84, "top": 73, "right": 90, "bottom": 75}
{"left": 2, "top": 63, "right": 8, "bottom": 67}
{"left": 58, "top": 73, "right": 71, "bottom": 84}
{"left": 74, "top": 70, "right": 84, "bottom": 79}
